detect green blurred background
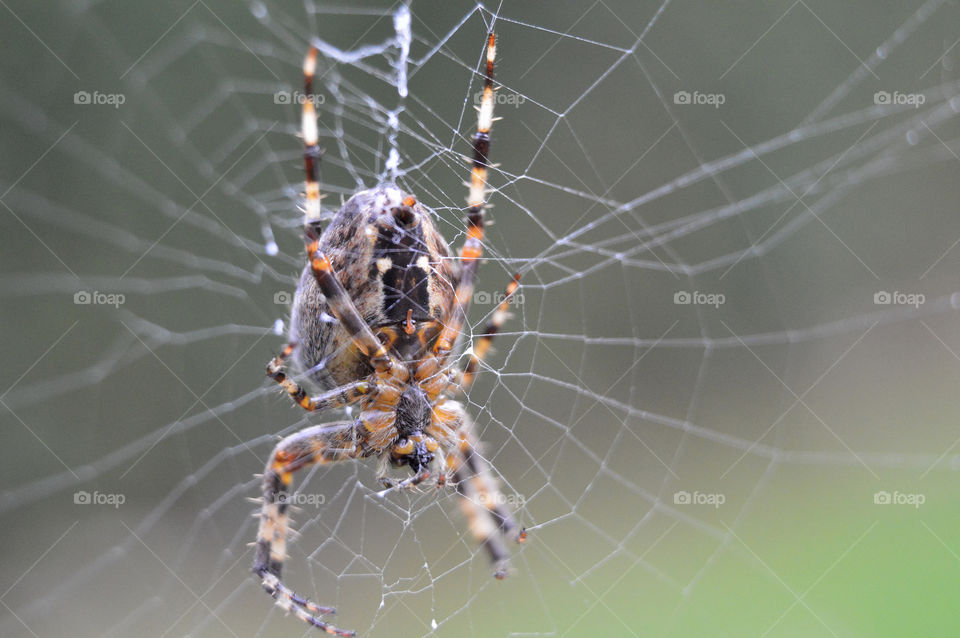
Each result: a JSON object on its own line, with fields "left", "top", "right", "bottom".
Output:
{"left": 2, "top": 1, "right": 960, "bottom": 636}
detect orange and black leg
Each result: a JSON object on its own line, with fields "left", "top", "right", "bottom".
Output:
{"left": 254, "top": 421, "right": 359, "bottom": 637}
{"left": 435, "top": 33, "right": 498, "bottom": 359}
{"left": 304, "top": 245, "right": 398, "bottom": 377}
{"left": 458, "top": 273, "right": 520, "bottom": 391}
{"left": 446, "top": 413, "right": 525, "bottom": 579}
{"left": 267, "top": 342, "right": 374, "bottom": 411}
{"left": 298, "top": 46, "right": 398, "bottom": 378}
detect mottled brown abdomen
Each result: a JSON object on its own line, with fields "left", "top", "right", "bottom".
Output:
{"left": 290, "top": 184, "right": 458, "bottom": 390}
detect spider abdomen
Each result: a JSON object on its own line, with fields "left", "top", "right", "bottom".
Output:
{"left": 291, "top": 185, "right": 457, "bottom": 389}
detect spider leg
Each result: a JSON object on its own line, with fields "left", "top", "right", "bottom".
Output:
{"left": 305, "top": 244, "right": 401, "bottom": 377}
{"left": 444, "top": 409, "right": 525, "bottom": 579}
{"left": 267, "top": 342, "right": 375, "bottom": 411}
{"left": 435, "top": 33, "right": 497, "bottom": 358}
{"left": 254, "top": 421, "right": 359, "bottom": 637}
{"left": 457, "top": 273, "right": 520, "bottom": 392}
{"left": 376, "top": 469, "right": 432, "bottom": 497}
{"left": 298, "top": 45, "right": 399, "bottom": 380}
{"left": 301, "top": 45, "right": 322, "bottom": 226}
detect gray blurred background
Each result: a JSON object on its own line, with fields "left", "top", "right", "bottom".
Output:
{"left": 3, "top": 1, "right": 960, "bottom": 636}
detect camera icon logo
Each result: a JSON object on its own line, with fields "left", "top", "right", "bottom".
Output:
{"left": 873, "top": 91, "right": 891, "bottom": 105}
{"left": 274, "top": 291, "right": 292, "bottom": 305}
{"left": 274, "top": 91, "right": 292, "bottom": 105}
{"left": 873, "top": 490, "right": 891, "bottom": 505}
{"left": 674, "top": 291, "right": 691, "bottom": 304}
{"left": 673, "top": 90, "right": 691, "bottom": 105}
{"left": 473, "top": 291, "right": 492, "bottom": 305}
{"left": 673, "top": 490, "right": 691, "bottom": 505}
{"left": 873, "top": 291, "right": 891, "bottom": 305}
{"left": 74, "top": 291, "right": 92, "bottom": 304}
{"left": 74, "top": 490, "right": 92, "bottom": 505}
{"left": 74, "top": 91, "right": 91, "bottom": 105}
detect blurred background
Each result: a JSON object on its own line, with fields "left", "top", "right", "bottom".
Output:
{"left": 2, "top": 0, "right": 960, "bottom": 636}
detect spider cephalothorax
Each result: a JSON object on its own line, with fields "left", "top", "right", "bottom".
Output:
{"left": 252, "top": 33, "right": 525, "bottom": 637}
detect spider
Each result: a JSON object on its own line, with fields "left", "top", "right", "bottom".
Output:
{"left": 252, "top": 32, "right": 525, "bottom": 636}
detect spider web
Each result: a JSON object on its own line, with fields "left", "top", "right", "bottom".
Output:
{"left": 3, "top": 1, "right": 960, "bottom": 636}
